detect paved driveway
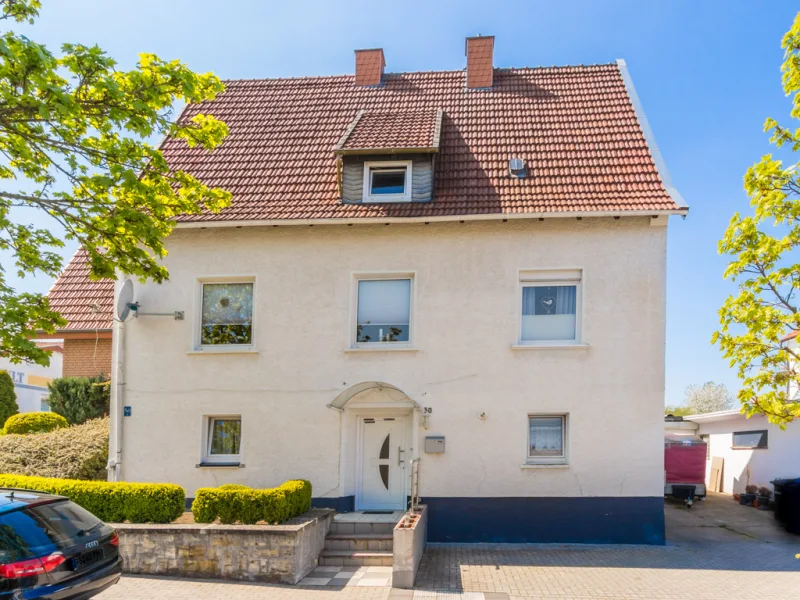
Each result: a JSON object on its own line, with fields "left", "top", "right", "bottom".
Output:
{"left": 98, "top": 495, "right": 799, "bottom": 600}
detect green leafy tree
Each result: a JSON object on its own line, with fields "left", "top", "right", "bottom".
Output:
{"left": 47, "top": 375, "right": 110, "bottom": 425}
{"left": 0, "top": 370, "right": 19, "bottom": 427}
{"left": 0, "top": 0, "right": 231, "bottom": 366}
{"left": 714, "top": 12, "right": 800, "bottom": 425}
{"left": 664, "top": 405, "right": 693, "bottom": 417}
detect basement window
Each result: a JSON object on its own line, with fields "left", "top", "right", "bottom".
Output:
{"left": 363, "top": 161, "right": 412, "bottom": 203}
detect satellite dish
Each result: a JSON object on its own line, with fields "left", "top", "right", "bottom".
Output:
{"left": 117, "top": 279, "right": 135, "bottom": 321}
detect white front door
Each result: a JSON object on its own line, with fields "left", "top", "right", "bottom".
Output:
{"left": 358, "top": 416, "right": 406, "bottom": 510}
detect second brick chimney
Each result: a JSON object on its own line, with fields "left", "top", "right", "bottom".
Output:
{"left": 354, "top": 48, "right": 385, "bottom": 87}
{"left": 465, "top": 36, "right": 494, "bottom": 89}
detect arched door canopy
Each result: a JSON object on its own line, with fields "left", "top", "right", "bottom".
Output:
{"left": 327, "top": 381, "right": 419, "bottom": 411}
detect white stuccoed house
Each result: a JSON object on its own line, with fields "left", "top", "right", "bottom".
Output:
{"left": 107, "top": 37, "right": 688, "bottom": 544}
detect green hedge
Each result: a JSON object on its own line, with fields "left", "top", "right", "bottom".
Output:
{"left": 0, "top": 417, "right": 109, "bottom": 480}
{"left": 0, "top": 474, "right": 185, "bottom": 523}
{"left": 47, "top": 376, "right": 110, "bottom": 425}
{"left": 4, "top": 412, "right": 69, "bottom": 435}
{"left": 192, "top": 479, "right": 312, "bottom": 525}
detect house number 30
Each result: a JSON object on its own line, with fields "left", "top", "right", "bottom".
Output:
{"left": 423, "top": 407, "right": 433, "bottom": 414}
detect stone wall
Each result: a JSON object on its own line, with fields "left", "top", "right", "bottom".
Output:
{"left": 113, "top": 509, "right": 333, "bottom": 584}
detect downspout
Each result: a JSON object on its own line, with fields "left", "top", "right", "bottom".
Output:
{"left": 108, "top": 310, "right": 124, "bottom": 481}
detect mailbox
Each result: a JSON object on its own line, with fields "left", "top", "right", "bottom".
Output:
{"left": 425, "top": 436, "right": 445, "bottom": 453}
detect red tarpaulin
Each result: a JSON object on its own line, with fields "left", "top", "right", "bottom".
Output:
{"left": 665, "top": 437, "right": 707, "bottom": 484}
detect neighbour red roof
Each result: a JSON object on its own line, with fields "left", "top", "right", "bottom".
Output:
{"left": 334, "top": 109, "right": 442, "bottom": 154}
{"left": 47, "top": 249, "right": 114, "bottom": 331}
{"left": 161, "top": 64, "right": 682, "bottom": 223}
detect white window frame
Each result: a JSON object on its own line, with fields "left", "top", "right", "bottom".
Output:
{"left": 526, "top": 413, "right": 569, "bottom": 465}
{"left": 350, "top": 272, "right": 415, "bottom": 350}
{"left": 362, "top": 160, "right": 413, "bottom": 203}
{"left": 517, "top": 269, "right": 583, "bottom": 347}
{"left": 193, "top": 276, "right": 257, "bottom": 353}
{"left": 201, "top": 415, "right": 243, "bottom": 465}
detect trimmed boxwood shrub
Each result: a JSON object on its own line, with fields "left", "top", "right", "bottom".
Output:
{"left": 192, "top": 479, "right": 312, "bottom": 525}
{"left": 4, "top": 412, "right": 69, "bottom": 435}
{"left": 0, "top": 473, "right": 185, "bottom": 523}
{"left": 0, "top": 417, "right": 108, "bottom": 480}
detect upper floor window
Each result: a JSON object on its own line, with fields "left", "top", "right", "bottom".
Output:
{"left": 355, "top": 277, "right": 412, "bottom": 345}
{"left": 200, "top": 281, "right": 254, "bottom": 346}
{"left": 519, "top": 270, "right": 582, "bottom": 345}
{"left": 363, "top": 161, "right": 412, "bottom": 203}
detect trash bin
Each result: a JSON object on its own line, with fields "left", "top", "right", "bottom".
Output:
{"left": 783, "top": 480, "right": 800, "bottom": 535}
{"left": 772, "top": 478, "right": 800, "bottom": 524}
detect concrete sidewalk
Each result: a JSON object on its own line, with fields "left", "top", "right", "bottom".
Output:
{"left": 98, "top": 496, "right": 800, "bottom": 600}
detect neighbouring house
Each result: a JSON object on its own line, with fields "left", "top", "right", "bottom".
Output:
{"left": 0, "top": 341, "right": 63, "bottom": 412}
{"left": 666, "top": 412, "right": 799, "bottom": 495}
{"left": 109, "top": 37, "right": 688, "bottom": 544}
{"left": 42, "top": 248, "right": 114, "bottom": 378}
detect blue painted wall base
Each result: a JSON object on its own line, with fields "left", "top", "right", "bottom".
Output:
{"left": 312, "top": 495, "right": 355, "bottom": 513}
{"left": 423, "top": 496, "right": 665, "bottom": 544}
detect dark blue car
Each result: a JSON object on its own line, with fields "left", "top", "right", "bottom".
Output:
{"left": 0, "top": 489, "right": 121, "bottom": 599}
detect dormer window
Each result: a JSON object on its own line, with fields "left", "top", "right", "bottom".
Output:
{"left": 363, "top": 161, "right": 412, "bottom": 203}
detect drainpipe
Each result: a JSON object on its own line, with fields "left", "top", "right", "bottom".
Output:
{"left": 108, "top": 309, "right": 125, "bottom": 482}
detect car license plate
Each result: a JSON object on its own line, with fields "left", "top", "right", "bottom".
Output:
{"left": 72, "top": 549, "right": 104, "bottom": 571}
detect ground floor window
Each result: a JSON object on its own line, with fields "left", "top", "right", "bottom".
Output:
{"left": 203, "top": 416, "right": 242, "bottom": 464}
{"left": 527, "top": 414, "right": 568, "bottom": 465}
{"left": 732, "top": 429, "right": 768, "bottom": 450}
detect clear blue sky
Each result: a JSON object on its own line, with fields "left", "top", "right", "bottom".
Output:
{"left": 5, "top": 0, "right": 799, "bottom": 405}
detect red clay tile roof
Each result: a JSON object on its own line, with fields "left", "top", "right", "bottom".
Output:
{"left": 162, "top": 63, "right": 682, "bottom": 223}
{"left": 47, "top": 249, "right": 114, "bottom": 331}
{"left": 334, "top": 109, "right": 442, "bottom": 154}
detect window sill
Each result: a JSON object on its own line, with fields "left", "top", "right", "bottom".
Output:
{"left": 511, "top": 343, "right": 589, "bottom": 350}
{"left": 345, "top": 346, "right": 419, "bottom": 353}
{"left": 731, "top": 447, "right": 768, "bottom": 450}
{"left": 362, "top": 198, "right": 413, "bottom": 204}
{"left": 196, "top": 462, "right": 244, "bottom": 468}
{"left": 187, "top": 347, "right": 259, "bottom": 355}
{"left": 520, "top": 463, "right": 570, "bottom": 469}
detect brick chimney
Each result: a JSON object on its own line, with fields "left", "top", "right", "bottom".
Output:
{"left": 354, "top": 48, "right": 385, "bottom": 87}
{"left": 465, "top": 36, "right": 494, "bottom": 89}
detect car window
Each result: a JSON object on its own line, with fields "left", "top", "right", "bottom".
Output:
{"left": 0, "top": 510, "right": 56, "bottom": 561}
{"left": 26, "top": 501, "right": 103, "bottom": 543}
{"left": 0, "top": 501, "right": 102, "bottom": 561}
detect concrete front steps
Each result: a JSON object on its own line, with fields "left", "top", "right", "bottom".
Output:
{"left": 318, "top": 512, "right": 402, "bottom": 567}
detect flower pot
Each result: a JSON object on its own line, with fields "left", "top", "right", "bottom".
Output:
{"left": 757, "top": 495, "right": 771, "bottom": 510}
{"left": 739, "top": 493, "right": 755, "bottom": 506}
{"left": 733, "top": 493, "right": 741, "bottom": 502}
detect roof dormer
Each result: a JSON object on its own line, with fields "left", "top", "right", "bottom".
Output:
{"left": 334, "top": 109, "right": 443, "bottom": 205}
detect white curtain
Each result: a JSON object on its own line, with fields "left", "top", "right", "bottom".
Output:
{"left": 529, "top": 417, "right": 563, "bottom": 456}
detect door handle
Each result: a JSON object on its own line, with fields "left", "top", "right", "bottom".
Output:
{"left": 398, "top": 447, "right": 405, "bottom": 467}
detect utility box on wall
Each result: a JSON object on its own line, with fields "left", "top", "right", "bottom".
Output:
{"left": 425, "top": 436, "right": 445, "bottom": 453}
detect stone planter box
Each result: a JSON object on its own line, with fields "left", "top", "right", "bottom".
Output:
{"left": 113, "top": 508, "right": 333, "bottom": 584}
{"left": 392, "top": 505, "right": 427, "bottom": 589}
